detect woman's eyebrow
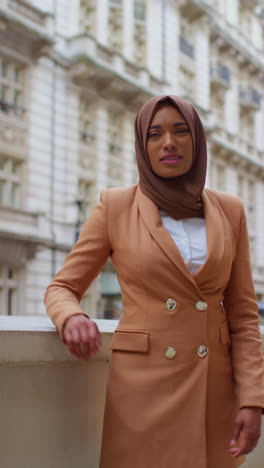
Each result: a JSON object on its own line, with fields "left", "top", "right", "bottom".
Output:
{"left": 149, "top": 122, "right": 187, "bottom": 129}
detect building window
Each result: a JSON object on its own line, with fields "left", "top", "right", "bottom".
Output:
{"left": 249, "top": 236, "right": 256, "bottom": 264}
{"left": 216, "top": 164, "right": 226, "bottom": 191}
{"left": 80, "top": 0, "right": 97, "bottom": 35}
{"left": 0, "top": 265, "right": 18, "bottom": 315}
{"left": 107, "top": 110, "right": 124, "bottom": 185}
{"left": 239, "top": 6, "right": 252, "bottom": 37}
{"left": 134, "top": 0, "right": 147, "bottom": 65}
{"left": 77, "top": 180, "right": 93, "bottom": 222}
{"left": 108, "top": 0, "right": 123, "bottom": 52}
{"left": 101, "top": 271, "right": 122, "bottom": 319}
{"left": 247, "top": 180, "right": 256, "bottom": 227}
{"left": 237, "top": 174, "right": 244, "bottom": 200}
{"left": 179, "top": 19, "right": 194, "bottom": 58}
{"left": 237, "top": 176, "right": 256, "bottom": 263}
{"left": 74, "top": 180, "right": 94, "bottom": 243}
{"left": 0, "top": 57, "right": 25, "bottom": 118}
{"left": 247, "top": 179, "right": 256, "bottom": 264}
{"left": 0, "top": 155, "right": 22, "bottom": 208}
{"left": 79, "top": 98, "right": 96, "bottom": 177}
{"left": 211, "top": 93, "right": 225, "bottom": 125}
{"left": 79, "top": 99, "right": 96, "bottom": 144}
{"left": 179, "top": 66, "right": 194, "bottom": 100}
{"left": 239, "top": 111, "right": 255, "bottom": 142}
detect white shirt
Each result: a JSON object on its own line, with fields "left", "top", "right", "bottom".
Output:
{"left": 160, "top": 211, "right": 207, "bottom": 274}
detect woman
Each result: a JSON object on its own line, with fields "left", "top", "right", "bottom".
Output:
{"left": 45, "top": 95, "right": 264, "bottom": 468}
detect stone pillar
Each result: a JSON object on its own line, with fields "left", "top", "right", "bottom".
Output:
{"left": 194, "top": 17, "right": 210, "bottom": 109}
{"left": 256, "top": 181, "right": 264, "bottom": 267}
{"left": 225, "top": 70, "right": 239, "bottom": 135}
{"left": 96, "top": 0, "right": 108, "bottom": 46}
{"left": 164, "top": 0, "right": 180, "bottom": 91}
{"left": 123, "top": 0, "right": 134, "bottom": 61}
{"left": 95, "top": 102, "right": 109, "bottom": 193}
{"left": 255, "top": 104, "right": 264, "bottom": 151}
{"left": 225, "top": 0, "right": 239, "bottom": 26}
{"left": 122, "top": 112, "right": 136, "bottom": 186}
{"left": 146, "top": 0, "right": 163, "bottom": 80}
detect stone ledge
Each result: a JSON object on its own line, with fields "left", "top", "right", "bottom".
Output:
{"left": 0, "top": 317, "right": 118, "bottom": 363}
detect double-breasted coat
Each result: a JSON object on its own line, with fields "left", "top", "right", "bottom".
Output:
{"left": 45, "top": 185, "right": 264, "bottom": 468}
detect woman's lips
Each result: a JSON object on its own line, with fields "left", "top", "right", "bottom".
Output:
{"left": 160, "top": 153, "right": 183, "bottom": 164}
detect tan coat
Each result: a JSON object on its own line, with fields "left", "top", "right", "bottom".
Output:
{"left": 45, "top": 185, "right": 264, "bottom": 468}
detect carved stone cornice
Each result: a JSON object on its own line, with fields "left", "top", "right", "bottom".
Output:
{"left": 0, "top": 0, "right": 54, "bottom": 59}
{"left": 66, "top": 34, "right": 166, "bottom": 108}
{"left": 209, "top": 130, "right": 264, "bottom": 179}
{"left": 0, "top": 234, "right": 37, "bottom": 266}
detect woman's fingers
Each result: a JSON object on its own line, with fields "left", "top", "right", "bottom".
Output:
{"left": 79, "top": 322, "right": 92, "bottom": 358}
{"left": 63, "top": 315, "right": 101, "bottom": 360}
{"left": 69, "top": 325, "right": 84, "bottom": 359}
{"left": 229, "top": 408, "right": 262, "bottom": 458}
{"left": 87, "top": 321, "right": 100, "bottom": 356}
{"left": 229, "top": 418, "right": 242, "bottom": 456}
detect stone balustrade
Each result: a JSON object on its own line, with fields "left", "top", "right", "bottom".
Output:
{"left": 0, "top": 316, "right": 263, "bottom": 468}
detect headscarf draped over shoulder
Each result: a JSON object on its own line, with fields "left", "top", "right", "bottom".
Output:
{"left": 135, "top": 95, "right": 207, "bottom": 219}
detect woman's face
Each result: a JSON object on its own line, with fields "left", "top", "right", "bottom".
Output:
{"left": 146, "top": 104, "right": 193, "bottom": 178}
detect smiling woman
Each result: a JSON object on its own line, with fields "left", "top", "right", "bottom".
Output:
{"left": 147, "top": 104, "right": 193, "bottom": 178}
{"left": 45, "top": 95, "right": 264, "bottom": 468}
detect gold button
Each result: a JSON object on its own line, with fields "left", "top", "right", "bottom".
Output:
{"left": 195, "top": 301, "right": 208, "bottom": 311}
{"left": 166, "top": 298, "right": 177, "bottom": 311}
{"left": 165, "top": 347, "right": 176, "bottom": 359}
{"left": 197, "top": 345, "right": 208, "bottom": 358}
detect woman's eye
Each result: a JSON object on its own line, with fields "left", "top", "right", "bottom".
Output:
{"left": 148, "top": 132, "right": 159, "bottom": 138}
{"left": 176, "top": 129, "right": 188, "bottom": 134}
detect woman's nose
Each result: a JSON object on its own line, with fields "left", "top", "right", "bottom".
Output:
{"left": 163, "top": 134, "right": 176, "bottom": 150}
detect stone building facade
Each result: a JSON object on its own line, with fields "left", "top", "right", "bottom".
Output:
{"left": 0, "top": 0, "right": 263, "bottom": 319}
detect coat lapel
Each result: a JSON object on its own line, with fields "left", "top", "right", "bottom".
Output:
{"left": 137, "top": 187, "right": 199, "bottom": 289}
{"left": 137, "top": 186, "right": 225, "bottom": 291}
{"left": 193, "top": 189, "right": 225, "bottom": 283}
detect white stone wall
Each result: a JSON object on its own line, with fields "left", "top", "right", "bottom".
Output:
{"left": 146, "top": 0, "right": 163, "bottom": 80}
{"left": 1, "top": 0, "right": 264, "bottom": 316}
{"left": 256, "top": 182, "right": 264, "bottom": 267}
{"left": 194, "top": 18, "right": 210, "bottom": 110}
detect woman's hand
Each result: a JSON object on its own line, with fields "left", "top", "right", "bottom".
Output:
{"left": 63, "top": 314, "right": 101, "bottom": 360}
{"left": 229, "top": 407, "right": 262, "bottom": 458}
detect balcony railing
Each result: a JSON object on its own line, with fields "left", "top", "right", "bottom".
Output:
{"left": 210, "top": 62, "right": 231, "bottom": 89}
{"left": 0, "top": 100, "right": 26, "bottom": 118}
{"left": 0, "top": 316, "right": 263, "bottom": 468}
{"left": 239, "top": 87, "right": 262, "bottom": 111}
{"left": 179, "top": 35, "right": 194, "bottom": 58}
{"left": 66, "top": 34, "right": 166, "bottom": 101}
{"left": 0, "top": 0, "right": 53, "bottom": 35}
{"left": 0, "top": 110, "right": 27, "bottom": 158}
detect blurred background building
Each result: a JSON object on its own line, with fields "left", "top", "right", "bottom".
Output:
{"left": 0, "top": 0, "right": 263, "bottom": 320}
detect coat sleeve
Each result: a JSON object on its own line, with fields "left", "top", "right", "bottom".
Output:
{"left": 44, "top": 189, "right": 112, "bottom": 341}
{"left": 223, "top": 200, "right": 264, "bottom": 411}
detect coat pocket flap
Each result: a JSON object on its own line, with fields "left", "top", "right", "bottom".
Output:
{"left": 219, "top": 321, "right": 230, "bottom": 345}
{"left": 111, "top": 330, "right": 149, "bottom": 353}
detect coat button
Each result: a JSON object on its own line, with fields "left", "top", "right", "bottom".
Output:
{"left": 165, "top": 347, "right": 176, "bottom": 359}
{"left": 195, "top": 301, "right": 208, "bottom": 311}
{"left": 166, "top": 298, "right": 177, "bottom": 311}
{"left": 197, "top": 345, "right": 208, "bottom": 358}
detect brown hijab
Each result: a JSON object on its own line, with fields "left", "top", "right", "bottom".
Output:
{"left": 135, "top": 95, "right": 207, "bottom": 219}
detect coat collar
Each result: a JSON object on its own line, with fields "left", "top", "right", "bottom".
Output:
{"left": 136, "top": 186, "right": 225, "bottom": 293}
